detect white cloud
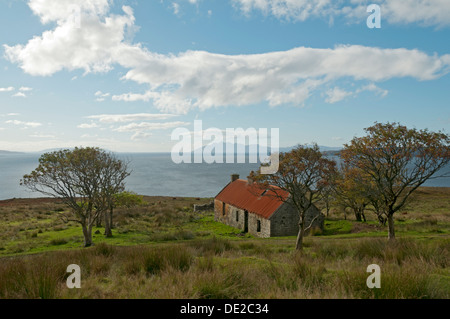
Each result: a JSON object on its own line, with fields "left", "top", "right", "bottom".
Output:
{"left": 5, "top": 0, "right": 450, "bottom": 115}
{"left": 29, "top": 133, "right": 56, "bottom": 138}
{"left": 172, "top": 2, "right": 180, "bottom": 15}
{"left": 77, "top": 122, "right": 99, "bottom": 129}
{"left": 95, "top": 90, "right": 109, "bottom": 97}
{"left": 359, "top": 83, "right": 388, "bottom": 97}
{"left": 382, "top": 0, "right": 450, "bottom": 27}
{"left": 325, "top": 83, "right": 388, "bottom": 103}
{"left": 0, "top": 113, "right": 20, "bottom": 118}
{"left": 115, "top": 45, "right": 449, "bottom": 113}
{"left": 81, "top": 133, "right": 98, "bottom": 139}
{"left": 28, "top": 0, "right": 110, "bottom": 24}
{"left": 6, "top": 120, "right": 42, "bottom": 128}
{"left": 12, "top": 92, "right": 27, "bottom": 98}
{"left": 233, "top": 0, "right": 335, "bottom": 22}
{"left": 131, "top": 131, "right": 152, "bottom": 141}
{"left": 232, "top": 0, "right": 450, "bottom": 27}
{"left": 19, "top": 87, "right": 33, "bottom": 92}
{"left": 87, "top": 113, "right": 178, "bottom": 123}
{"left": 4, "top": 2, "right": 136, "bottom": 76}
{"left": 94, "top": 90, "right": 110, "bottom": 102}
{"left": 325, "top": 87, "right": 354, "bottom": 104}
{"left": 0, "top": 87, "right": 15, "bottom": 92}
{"left": 114, "top": 121, "right": 190, "bottom": 133}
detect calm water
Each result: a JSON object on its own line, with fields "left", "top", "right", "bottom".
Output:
{"left": 0, "top": 153, "right": 261, "bottom": 200}
{"left": 0, "top": 153, "right": 449, "bottom": 200}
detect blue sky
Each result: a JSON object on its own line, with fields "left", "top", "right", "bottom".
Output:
{"left": 0, "top": 0, "right": 449, "bottom": 152}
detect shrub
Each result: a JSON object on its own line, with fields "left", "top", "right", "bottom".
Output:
{"left": 50, "top": 238, "right": 69, "bottom": 246}
{"left": 189, "top": 237, "right": 233, "bottom": 255}
{"left": 292, "top": 254, "right": 327, "bottom": 287}
{"left": 196, "top": 255, "right": 215, "bottom": 272}
{"left": 162, "top": 246, "right": 194, "bottom": 272}
{"left": 93, "top": 243, "right": 116, "bottom": 257}
{"left": 194, "top": 272, "right": 249, "bottom": 299}
{"left": 143, "top": 246, "right": 194, "bottom": 275}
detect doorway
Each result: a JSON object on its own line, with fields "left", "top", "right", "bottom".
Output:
{"left": 244, "top": 210, "right": 249, "bottom": 233}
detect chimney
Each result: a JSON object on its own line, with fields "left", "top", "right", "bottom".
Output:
{"left": 231, "top": 174, "right": 240, "bottom": 182}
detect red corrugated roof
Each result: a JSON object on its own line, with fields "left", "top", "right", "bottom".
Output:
{"left": 215, "top": 179, "right": 289, "bottom": 219}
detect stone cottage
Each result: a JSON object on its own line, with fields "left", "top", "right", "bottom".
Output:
{"left": 214, "top": 174, "right": 324, "bottom": 238}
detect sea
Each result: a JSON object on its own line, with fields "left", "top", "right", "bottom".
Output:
{"left": 0, "top": 153, "right": 449, "bottom": 201}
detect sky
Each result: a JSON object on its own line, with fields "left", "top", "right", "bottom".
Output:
{"left": 0, "top": 0, "right": 449, "bottom": 153}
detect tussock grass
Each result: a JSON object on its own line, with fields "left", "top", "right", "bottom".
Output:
{"left": 0, "top": 238, "right": 447, "bottom": 299}
{"left": 188, "top": 237, "right": 233, "bottom": 255}
{"left": 0, "top": 191, "right": 448, "bottom": 299}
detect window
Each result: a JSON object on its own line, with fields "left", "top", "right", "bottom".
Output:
{"left": 222, "top": 202, "right": 226, "bottom": 216}
{"left": 257, "top": 220, "right": 261, "bottom": 233}
{"left": 236, "top": 211, "right": 239, "bottom": 222}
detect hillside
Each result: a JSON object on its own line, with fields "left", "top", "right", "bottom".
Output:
{"left": 0, "top": 150, "right": 23, "bottom": 155}
{"left": 0, "top": 188, "right": 448, "bottom": 299}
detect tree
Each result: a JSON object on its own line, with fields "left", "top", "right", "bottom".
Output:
{"left": 341, "top": 122, "right": 450, "bottom": 241}
{"left": 21, "top": 147, "right": 130, "bottom": 246}
{"left": 319, "top": 174, "right": 337, "bottom": 218}
{"left": 250, "top": 144, "right": 337, "bottom": 251}
{"left": 334, "top": 164, "right": 371, "bottom": 222}
{"left": 94, "top": 152, "right": 130, "bottom": 238}
{"left": 114, "top": 191, "right": 145, "bottom": 209}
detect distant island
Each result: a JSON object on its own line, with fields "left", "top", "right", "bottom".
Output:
{"left": 0, "top": 145, "right": 343, "bottom": 156}
{"left": 0, "top": 150, "right": 24, "bottom": 155}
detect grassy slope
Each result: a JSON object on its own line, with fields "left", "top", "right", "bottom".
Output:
{"left": 0, "top": 188, "right": 448, "bottom": 299}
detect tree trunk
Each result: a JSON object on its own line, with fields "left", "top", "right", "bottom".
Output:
{"left": 96, "top": 211, "right": 103, "bottom": 228}
{"left": 295, "top": 218, "right": 305, "bottom": 251}
{"left": 354, "top": 209, "right": 362, "bottom": 222}
{"left": 377, "top": 213, "right": 386, "bottom": 226}
{"left": 104, "top": 208, "right": 113, "bottom": 238}
{"left": 82, "top": 224, "right": 93, "bottom": 247}
{"left": 387, "top": 213, "right": 395, "bottom": 241}
{"left": 109, "top": 206, "right": 114, "bottom": 229}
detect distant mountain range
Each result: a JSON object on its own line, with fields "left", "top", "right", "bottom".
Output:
{"left": 192, "top": 143, "right": 342, "bottom": 155}
{"left": 0, "top": 150, "right": 24, "bottom": 155}
{"left": 0, "top": 145, "right": 343, "bottom": 156}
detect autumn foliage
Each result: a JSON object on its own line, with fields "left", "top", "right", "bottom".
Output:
{"left": 341, "top": 122, "right": 450, "bottom": 240}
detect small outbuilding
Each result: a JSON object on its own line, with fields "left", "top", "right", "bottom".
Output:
{"left": 214, "top": 174, "right": 324, "bottom": 238}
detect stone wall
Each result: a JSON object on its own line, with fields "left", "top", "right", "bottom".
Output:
{"left": 214, "top": 198, "right": 324, "bottom": 238}
{"left": 226, "top": 206, "right": 245, "bottom": 230}
{"left": 304, "top": 204, "right": 325, "bottom": 232}
{"left": 214, "top": 200, "right": 271, "bottom": 238}
{"left": 248, "top": 212, "right": 271, "bottom": 238}
{"left": 269, "top": 203, "right": 299, "bottom": 237}
{"left": 214, "top": 199, "right": 229, "bottom": 223}
{"left": 270, "top": 201, "right": 324, "bottom": 236}
{"left": 194, "top": 201, "right": 214, "bottom": 212}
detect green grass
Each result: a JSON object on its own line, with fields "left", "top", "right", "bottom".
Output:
{"left": 0, "top": 189, "right": 449, "bottom": 299}
{"left": 0, "top": 238, "right": 447, "bottom": 299}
